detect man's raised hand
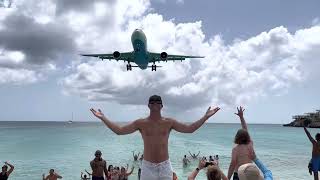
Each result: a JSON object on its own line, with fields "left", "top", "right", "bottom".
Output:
{"left": 235, "top": 106, "right": 245, "bottom": 118}
{"left": 90, "top": 108, "right": 105, "bottom": 119}
{"left": 204, "top": 106, "right": 220, "bottom": 119}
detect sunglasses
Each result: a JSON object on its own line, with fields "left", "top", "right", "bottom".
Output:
{"left": 149, "top": 101, "right": 162, "bottom": 104}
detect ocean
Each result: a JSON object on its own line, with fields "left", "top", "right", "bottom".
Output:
{"left": 0, "top": 121, "right": 314, "bottom": 180}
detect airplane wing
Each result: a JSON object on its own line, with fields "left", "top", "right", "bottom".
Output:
{"left": 148, "top": 52, "right": 204, "bottom": 62}
{"left": 80, "top": 52, "right": 134, "bottom": 62}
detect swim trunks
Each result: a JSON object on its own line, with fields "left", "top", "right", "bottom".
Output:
{"left": 141, "top": 159, "right": 173, "bottom": 180}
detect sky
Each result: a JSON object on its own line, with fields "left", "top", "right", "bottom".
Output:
{"left": 0, "top": 0, "right": 319, "bottom": 124}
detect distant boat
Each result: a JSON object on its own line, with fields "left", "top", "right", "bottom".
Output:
{"left": 68, "top": 112, "right": 74, "bottom": 123}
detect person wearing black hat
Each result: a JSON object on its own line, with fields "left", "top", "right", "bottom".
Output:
{"left": 90, "top": 95, "right": 220, "bottom": 180}
{"left": 90, "top": 150, "right": 108, "bottom": 180}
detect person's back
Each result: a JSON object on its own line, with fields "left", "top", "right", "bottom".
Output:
{"left": 228, "top": 107, "right": 254, "bottom": 180}
{"left": 233, "top": 142, "right": 254, "bottom": 171}
{"left": 304, "top": 127, "right": 320, "bottom": 180}
{"left": 312, "top": 141, "right": 320, "bottom": 157}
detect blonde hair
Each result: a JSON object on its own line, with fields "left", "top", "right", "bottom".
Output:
{"left": 206, "top": 166, "right": 222, "bottom": 180}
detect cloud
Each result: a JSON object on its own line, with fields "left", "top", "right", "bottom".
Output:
{"left": 176, "top": 0, "right": 184, "bottom": 5}
{"left": 1, "top": 0, "right": 320, "bottom": 112}
{"left": 62, "top": 4, "right": 320, "bottom": 111}
{"left": 312, "top": 17, "right": 319, "bottom": 26}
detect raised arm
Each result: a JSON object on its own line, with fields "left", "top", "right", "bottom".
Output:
{"left": 227, "top": 148, "right": 237, "bottom": 180}
{"left": 189, "top": 151, "right": 193, "bottom": 157}
{"left": 235, "top": 106, "right": 248, "bottom": 131}
{"left": 132, "top": 151, "right": 135, "bottom": 158}
{"left": 304, "top": 127, "right": 316, "bottom": 144}
{"left": 90, "top": 108, "right": 140, "bottom": 135}
{"left": 171, "top": 106, "right": 220, "bottom": 133}
{"left": 85, "top": 169, "right": 92, "bottom": 176}
{"left": 196, "top": 151, "right": 200, "bottom": 157}
{"left": 126, "top": 166, "right": 134, "bottom": 176}
{"left": 188, "top": 159, "right": 206, "bottom": 180}
{"left": 42, "top": 174, "right": 48, "bottom": 180}
{"left": 4, "top": 162, "right": 14, "bottom": 175}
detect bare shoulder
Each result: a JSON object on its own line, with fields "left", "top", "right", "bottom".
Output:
{"left": 164, "top": 117, "right": 176, "bottom": 123}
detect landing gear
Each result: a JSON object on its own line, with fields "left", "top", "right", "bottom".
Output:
{"left": 126, "top": 63, "right": 132, "bottom": 71}
{"left": 151, "top": 64, "right": 157, "bottom": 71}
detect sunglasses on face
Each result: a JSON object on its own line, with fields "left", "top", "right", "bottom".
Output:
{"left": 149, "top": 101, "right": 162, "bottom": 104}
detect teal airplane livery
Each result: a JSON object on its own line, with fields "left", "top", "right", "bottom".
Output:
{"left": 81, "top": 29, "right": 204, "bottom": 71}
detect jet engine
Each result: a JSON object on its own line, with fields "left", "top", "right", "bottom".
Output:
{"left": 113, "top": 51, "right": 121, "bottom": 59}
{"left": 160, "top": 52, "right": 168, "bottom": 60}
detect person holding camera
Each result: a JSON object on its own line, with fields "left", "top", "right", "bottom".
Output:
{"left": 187, "top": 159, "right": 228, "bottom": 180}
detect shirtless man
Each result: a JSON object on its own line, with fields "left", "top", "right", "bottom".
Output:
{"left": 304, "top": 126, "right": 320, "bottom": 180}
{"left": 183, "top": 155, "right": 190, "bottom": 167}
{"left": 90, "top": 95, "right": 220, "bottom": 180}
{"left": 42, "top": 169, "right": 62, "bottom": 180}
{"left": 189, "top": 151, "right": 200, "bottom": 159}
{"left": 90, "top": 150, "right": 108, "bottom": 180}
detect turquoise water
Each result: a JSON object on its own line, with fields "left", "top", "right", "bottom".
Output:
{"left": 0, "top": 121, "right": 314, "bottom": 180}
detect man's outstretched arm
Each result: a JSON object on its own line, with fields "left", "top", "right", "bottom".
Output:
{"left": 90, "top": 108, "right": 139, "bottom": 135}
{"left": 171, "top": 106, "right": 220, "bottom": 133}
{"left": 196, "top": 151, "right": 200, "bottom": 157}
{"left": 304, "top": 127, "right": 316, "bottom": 144}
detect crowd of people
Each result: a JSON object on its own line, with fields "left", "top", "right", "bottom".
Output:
{"left": 1, "top": 95, "right": 319, "bottom": 179}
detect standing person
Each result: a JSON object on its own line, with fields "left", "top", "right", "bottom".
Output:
{"left": 139, "top": 154, "right": 144, "bottom": 161}
{"left": 209, "top": 156, "right": 214, "bottom": 162}
{"left": 0, "top": 162, "right": 14, "bottom": 180}
{"left": 90, "top": 150, "right": 108, "bottom": 180}
{"left": 42, "top": 169, "right": 62, "bottom": 180}
{"left": 138, "top": 168, "right": 141, "bottom": 180}
{"left": 106, "top": 165, "right": 113, "bottom": 180}
{"left": 227, "top": 107, "right": 255, "bottom": 180}
{"left": 228, "top": 107, "right": 273, "bottom": 180}
{"left": 119, "top": 166, "right": 134, "bottom": 180}
{"left": 90, "top": 95, "right": 220, "bottom": 180}
{"left": 183, "top": 155, "right": 191, "bottom": 167}
{"left": 304, "top": 126, "right": 320, "bottom": 180}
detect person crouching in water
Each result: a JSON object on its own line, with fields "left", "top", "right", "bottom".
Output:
{"left": 304, "top": 126, "right": 320, "bottom": 180}
{"left": 228, "top": 107, "right": 255, "bottom": 180}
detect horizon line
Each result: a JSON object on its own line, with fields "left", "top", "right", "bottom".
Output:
{"left": 0, "top": 120, "right": 284, "bottom": 125}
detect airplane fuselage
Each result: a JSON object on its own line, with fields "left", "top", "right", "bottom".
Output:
{"left": 131, "top": 29, "right": 149, "bottom": 69}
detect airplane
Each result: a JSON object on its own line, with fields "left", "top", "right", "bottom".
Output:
{"left": 80, "top": 29, "right": 205, "bottom": 71}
